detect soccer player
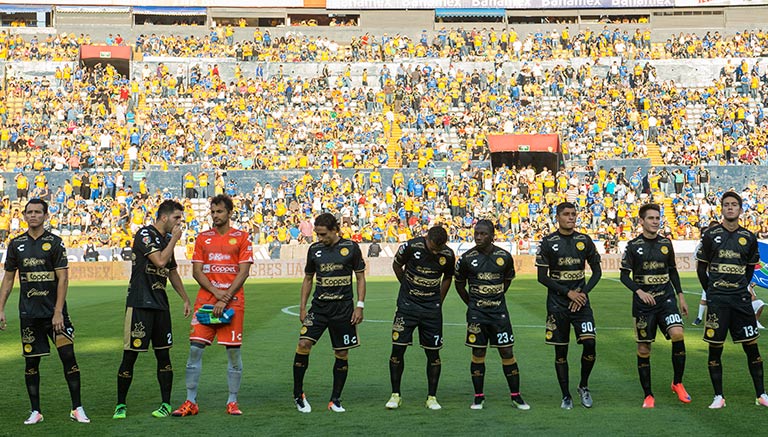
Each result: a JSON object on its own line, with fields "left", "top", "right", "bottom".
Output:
{"left": 293, "top": 213, "right": 366, "bottom": 413}
{"left": 0, "top": 199, "right": 90, "bottom": 425}
{"left": 173, "top": 195, "right": 252, "bottom": 417}
{"left": 696, "top": 191, "right": 768, "bottom": 408}
{"left": 455, "top": 220, "right": 530, "bottom": 411}
{"left": 385, "top": 226, "right": 455, "bottom": 410}
{"left": 692, "top": 220, "right": 720, "bottom": 326}
{"left": 113, "top": 200, "right": 191, "bottom": 419}
{"left": 536, "top": 201, "right": 602, "bottom": 410}
{"left": 620, "top": 203, "right": 690, "bottom": 408}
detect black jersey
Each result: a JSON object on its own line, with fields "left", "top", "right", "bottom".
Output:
{"left": 455, "top": 245, "right": 515, "bottom": 323}
{"left": 536, "top": 231, "right": 600, "bottom": 312}
{"left": 394, "top": 236, "right": 455, "bottom": 313}
{"left": 4, "top": 231, "right": 68, "bottom": 319}
{"left": 126, "top": 225, "right": 177, "bottom": 310}
{"left": 621, "top": 234, "right": 678, "bottom": 313}
{"left": 696, "top": 224, "right": 758, "bottom": 297}
{"left": 305, "top": 238, "right": 365, "bottom": 303}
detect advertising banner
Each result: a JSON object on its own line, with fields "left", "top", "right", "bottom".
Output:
{"left": 326, "top": 0, "right": 675, "bottom": 9}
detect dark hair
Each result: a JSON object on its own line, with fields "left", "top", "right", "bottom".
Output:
{"left": 210, "top": 194, "right": 234, "bottom": 212}
{"left": 24, "top": 198, "right": 48, "bottom": 214}
{"left": 639, "top": 203, "right": 660, "bottom": 219}
{"left": 720, "top": 191, "right": 743, "bottom": 208}
{"left": 427, "top": 225, "right": 448, "bottom": 247}
{"left": 475, "top": 219, "right": 495, "bottom": 233}
{"left": 556, "top": 201, "right": 577, "bottom": 215}
{"left": 314, "top": 213, "right": 339, "bottom": 231}
{"left": 156, "top": 199, "right": 184, "bottom": 219}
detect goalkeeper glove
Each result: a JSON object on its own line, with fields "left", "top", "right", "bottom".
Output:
{"left": 196, "top": 304, "right": 235, "bottom": 324}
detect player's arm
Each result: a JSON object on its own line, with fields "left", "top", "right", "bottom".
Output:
{"left": 582, "top": 255, "right": 602, "bottom": 295}
{"left": 696, "top": 232, "right": 711, "bottom": 291}
{"left": 0, "top": 269, "right": 17, "bottom": 330}
{"left": 147, "top": 224, "right": 182, "bottom": 268}
{"left": 696, "top": 261, "right": 710, "bottom": 291}
{"left": 168, "top": 268, "right": 191, "bottom": 318}
{"left": 454, "top": 256, "right": 469, "bottom": 305}
{"left": 536, "top": 265, "right": 571, "bottom": 296}
{"left": 225, "top": 261, "right": 251, "bottom": 300}
{"left": 392, "top": 242, "right": 407, "bottom": 283}
{"left": 392, "top": 259, "right": 406, "bottom": 283}
{"left": 352, "top": 269, "right": 366, "bottom": 325}
{"left": 669, "top": 267, "right": 688, "bottom": 316}
{"left": 51, "top": 267, "right": 69, "bottom": 333}
{"left": 299, "top": 273, "right": 313, "bottom": 323}
{"left": 192, "top": 262, "right": 230, "bottom": 302}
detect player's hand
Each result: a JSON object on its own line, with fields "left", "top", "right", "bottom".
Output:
{"left": 182, "top": 300, "right": 192, "bottom": 318}
{"left": 299, "top": 307, "right": 307, "bottom": 324}
{"left": 568, "top": 301, "right": 583, "bottom": 312}
{"left": 351, "top": 307, "right": 364, "bottom": 325}
{"left": 170, "top": 223, "right": 182, "bottom": 241}
{"left": 0, "top": 310, "right": 6, "bottom": 331}
{"left": 636, "top": 289, "right": 656, "bottom": 306}
{"left": 678, "top": 294, "right": 689, "bottom": 317}
{"left": 52, "top": 310, "right": 64, "bottom": 334}
{"left": 213, "top": 301, "right": 227, "bottom": 318}
{"left": 213, "top": 289, "right": 230, "bottom": 303}
{"left": 567, "top": 289, "right": 587, "bottom": 306}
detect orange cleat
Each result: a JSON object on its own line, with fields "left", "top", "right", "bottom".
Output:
{"left": 671, "top": 383, "right": 691, "bottom": 403}
{"left": 171, "top": 400, "right": 199, "bottom": 417}
{"left": 642, "top": 395, "right": 655, "bottom": 409}
{"left": 226, "top": 402, "right": 242, "bottom": 416}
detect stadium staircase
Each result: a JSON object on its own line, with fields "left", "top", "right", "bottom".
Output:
{"left": 662, "top": 196, "right": 677, "bottom": 229}
{"left": 645, "top": 142, "right": 665, "bottom": 166}
{"left": 385, "top": 104, "right": 402, "bottom": 168}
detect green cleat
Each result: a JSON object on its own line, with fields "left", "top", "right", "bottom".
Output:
{"left": 112, "top": 404, "right": 127, "bottom": 420}
{"left": 152, "top": 403, "right": 172, "bottom": 418}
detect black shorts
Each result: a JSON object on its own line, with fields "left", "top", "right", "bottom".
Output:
{"left": 465, "top": 318, "right": 514, "bottom": 349}
{"left": 635, "top": 297, "right": 684, "bottom": 343}
{"left": 300, "top": 300, "right": 360, "bottom": 351}
{"left": 704, "top": 294, "right": 760, "bottom": 344}
{"left": 20, "top": 316, "right": 75, "bottom": 357}
{"left": 391, "top": 309, "right": 443, "bottom": 350}
{"left": 124, "top": 307, "right": 173, "bottom": 352}
{"left": 545, "top": 306, "right": 596, "bottom": 345}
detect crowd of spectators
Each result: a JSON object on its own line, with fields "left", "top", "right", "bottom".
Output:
{"left": 0, "top": 27, "right": 768, "bottom": 255}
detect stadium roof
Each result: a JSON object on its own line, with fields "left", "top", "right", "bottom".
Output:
{"left": 0, "top": 4, "right": 51, "bottom": 13}
{"left": 133, "top": 6, "right": 207, "bottom": 16}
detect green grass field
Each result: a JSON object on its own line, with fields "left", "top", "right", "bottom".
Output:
{"left": 0, "top": 274, "right": 766, "bottom": 436}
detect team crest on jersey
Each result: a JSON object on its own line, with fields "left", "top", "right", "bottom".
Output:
{"left": 576, "top": 242, "right": 585, "bottom": 251}
{"left": 42, "top": 243, "right": 51, "bottom": 251}
{"left": 467, "top": 323, "right": 481, "bottom": 334}
{"left": 705, "top": 329, "right": 715, "bottom": 338}
{"left": 392, "top": 317, "right": 405, "bottom": 332}
{"left": 467, "top": 334, "right": 476, "bottom": 343}
{"left": 229, "top": 238, "right": 237, "bottom": 245}
{"left": 142, "top": 236, "right": 151, "bottom": 245}
{"left": 21, "top": 327, "right": 35, "bottom": 344}
{"left": 705, "top": 313, "right": 720, "bottom": 330}
{"left": 392, "top": 332, "right": 400, "bottom": 341}
{"left": 545, "top": 315, "right": 557, "bottom": 332}
{"left": 545, "top": 331, "right": 553, "bottom": 340}
{"left": 300, "top": 326, "right": 308, "bottom": 335}
{"left": 739, "top": 237, "right": 747, "bottom": 246}
{"left": 660, "top": 246, "right": 669, "bottom": 255}
{"left": 340, "top": 247, "right": 349, "bottom": 256}
{"left": 24, "top": 344, "right": 32, "bottom": 353}
{"left": 133, "top": 339, "right": 142, "bottom": 348}
{"left": 439, "top": 257, "right": 447, "bottom": 266}
{"left": 496, "top": 257, "right": 504, "bottom": 266}
{"left": 636, "top": 316, "right": 648, "bottom": 331}
{"left": 131, "top": 322, "right": 146, "bottom": 339}
{"left": 302, "top": 313, "right": 315, "bottom": 327}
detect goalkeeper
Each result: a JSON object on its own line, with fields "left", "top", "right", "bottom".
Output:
{"left": 172, "top": 195, "right": 253, "bottom": 417}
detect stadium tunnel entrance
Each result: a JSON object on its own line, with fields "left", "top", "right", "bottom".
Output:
{"left": 487, "top": 134, "right": 563, "bottom": 173}
{"left": 79, "top": 45, "right": 132, "bottom": 79}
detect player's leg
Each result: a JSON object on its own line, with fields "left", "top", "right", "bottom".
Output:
{"left": 470, "top": 347, "right": 487, "bottom": 409}
{"left": 25, "top": 356, "right": 42, "bottom": 415}
{"left": 498, "top": 345, "right": 529, "bottom": 410}
{"left": 116, "top": 350, "right": 139, "bottom": 413}
{"left": 574, "top": 310, "right": 596, "bottom": 408}
{"left": 668, "top": 326, "right": 690, "bottom": 401}
{"left": 694, "top": 290, "right": 707, "bottom": 325}
{"left": 21, "top": 319, "right": 48, "bottom": 423}
{"left": 387, "top": 313, "right": 413, "bottom": 408}
{"left": 327, "top": 304, "right": 359, "bottom": 412}
{"left": 226, "top": 346, "right": 243, "bottom": 414}
{"left": 52, "top": 316, "right": 85, "bottom": 414}
{"left": 731, "top": 302, "right": 766, "bottom": 405}
{"left": 116, "top": 307, "right": 150, "bottom": 417}
{"left": 704, "top": 302, "right": 728, "bottom": 408}
{"left": 330, "top": 348, "right": 349, "bottom": 411}
{"left": 151, "top": 309, "right": 175, "bottom": 418}
{"left": 172, "top": 341, "right": 205, "bottom": 417}
{"left": 546, "top": 312, "right": 573, "bottom": 408}
{"left": 294, "top": 308, "right": 325, "bottom": 412}
{"left": 637, "top": 342, "right": 653, "bottom": 407}
{"left": 419, "top": 312, "right": 443, "bottom": 410}
{"left": 742, "top": 340, "right": 767, "bottom": 404}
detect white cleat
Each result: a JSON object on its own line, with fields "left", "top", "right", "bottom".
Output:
{"left": 24, "top": 410, "right": 44, "bottom": 425}
{"left": 708, "top": 395, "right": 726, "bottom": 409}
{"left": 385, "top": 393, "right": 402, "bottom": 409}
{"left": 294, "top": 393, "right": 312, "bottom": 413}
{"left": 328, "top": 399, "right": 346, "bottom": 413}
{"left": 756, "top": 393, "right": 768, "bottom": 407}
{"left": 425, "top": 396, "right": 442, "bottom": 410}
{"left": 70, "top": 406, "right": 91, "bottom": 423}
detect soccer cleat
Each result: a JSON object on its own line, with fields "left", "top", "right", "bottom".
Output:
{"left": 327, "top": 399, "right": 345, "bottom": 413}
{"left": 385, "top": 393, "right": 402, "bottom": 409}
{"left": 294, "top": 393, "right": 311, "bottom": 413}
{"left": 152, "top": 403, "right": 172, "bottom": 418}
{"left": 70, "top": 406, "right": 91, "bottom": 423}
{"left": 708, "top": 395, "right": 726, "bottom": 409}
{"left": 24, "top": 411, "right": 43, "bottom": 425}
{"left": 112, "top": 404, "right": 127, "bottom": 419}
{"left": 470, "top": 395, "right": 485, "bottom": 410}
{"left": 511, "top": 393, "right": 531, "bottom": 411}
{"left": 561, "top": 396, "right": 574, "bottom": 410}
{"left": 692, "top": 318, "right": 702, "bottom": 326}
{"left": 425, "top": 396, "right": 442, "bottom": 410}
{"left": 671, "top": 383, "right": 691, "bottom": 403}
{"left": 642, "top": 395, "right": 655, "bottom": 409}
{"left": 758, "top": 322, "right": 766, "bottom": 330}
{"left": 756, "top": 394, "right": 768, "bottom": 407}
{"left": 172, "top": 400, "right": 199, "bottom": 417}
{"left": 577, "top": 386, "right": 593, "bottom": 408}
{"left": 226, "top": 402, "right": 242, "bottom": 415}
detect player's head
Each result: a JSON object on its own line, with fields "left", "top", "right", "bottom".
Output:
{"left": 156, "top": 199, "right": 184, "bottom": 233}
{"left": 720, "top": 191, "right": 743, "bottom": 222}
{"left": 555, "top": 201, "right": 577, "bottom": 232}
{"left": 638, "top": 203, "right": 661, "bottom": 236}
{"left": 314, "top": 213, "right": 340, "bottom": 246}
{"left": 426, "top": 225, "right": 448, "bottom": 253}
{"left": 210, "top": 194, "right": 234, "bottom": 228}
{"left": 474, "top": 219, "right": 495, "bottom": 250}
{"left": 23, "top": 199, "right": 48, "bottom": 229}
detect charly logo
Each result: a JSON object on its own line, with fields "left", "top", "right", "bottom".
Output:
{"left": 340, "top": 247, "right": 349, "bottom": 256}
